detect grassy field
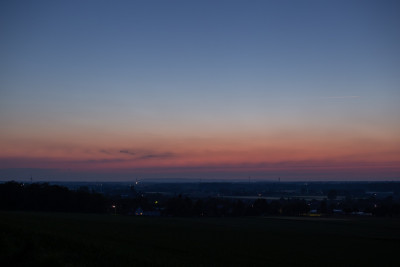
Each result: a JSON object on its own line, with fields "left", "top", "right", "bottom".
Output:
{"left": 1, "top": 211, "right": 399, "bottom": 266}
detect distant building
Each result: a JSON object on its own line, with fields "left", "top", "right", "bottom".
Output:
{"left": 135, "top": 207, "right": 143, "bottom": 216}
{"left": 333, "top": 209, "right": 344, "bottom": 214}
{"left": 366, "top": 192, "right": 394, "bottom": 198}
{"left": 134, "top": 207, "right": 160, "bottom": 216}
{"left": 143, "top": 211, "right": 161, "bottom": 216}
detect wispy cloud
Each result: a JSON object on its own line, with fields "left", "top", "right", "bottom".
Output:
{"left": 120, "top": 150, "right": 136, "bottom": 156}
{"left": 138, "top": 152, "right": 175, "bottom": 160}
{"left": 76, "top": 158, "right": 127, "bottom": 164}
{"left": 119, "top": 149, "right": 176, "bottom": 160}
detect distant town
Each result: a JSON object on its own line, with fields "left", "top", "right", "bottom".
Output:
{"left": 2, "top": 180, "right": 399, "bottom": 217}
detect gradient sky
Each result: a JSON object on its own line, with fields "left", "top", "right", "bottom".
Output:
{"left": 1, "top": 0, "right": 399, "bottom": 181}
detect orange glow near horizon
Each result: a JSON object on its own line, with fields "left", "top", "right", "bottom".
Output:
{"left": 1, "top": 128, "right": 399, "bottom": 179}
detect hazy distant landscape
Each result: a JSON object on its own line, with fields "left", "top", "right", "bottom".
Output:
{"left": 2, "top": 180, "right": 399, "bottom": 216}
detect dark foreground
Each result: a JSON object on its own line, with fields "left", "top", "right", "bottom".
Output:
{"left": 1, "top": 212, "right": 399, "bottom": 266}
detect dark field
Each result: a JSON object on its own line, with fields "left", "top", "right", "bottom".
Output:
{"left": 1, "top": 212, "right": 399, "bottom": 266}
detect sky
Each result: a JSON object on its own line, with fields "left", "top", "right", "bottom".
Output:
{"left": 1, "top": 0, "right": 399, "bottom": 181}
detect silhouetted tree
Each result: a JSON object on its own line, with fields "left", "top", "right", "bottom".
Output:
{"left": 0, "top": 181, "right": 107, "bottom": 213}
{"left": 320, "top": 199, "right": 328, "bottom": 214}
{"left": 253, "top": 199, "right": 269, "bottom": 215}
{"left": 327, "top": 189, "right": 338, "bottom": 200}
{"left": 232, "top": 200, "right": 246, "bottom": 216}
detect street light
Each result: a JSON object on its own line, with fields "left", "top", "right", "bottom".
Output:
{"left": 112, "top": 205, "right": 116, "bottom": 215}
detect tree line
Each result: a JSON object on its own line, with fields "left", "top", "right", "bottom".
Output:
{"left": 0, "top": 181, "right": 106, "bottom": 213}
{"left": 1, "top": 181, "right": 399, "bottom": 217}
